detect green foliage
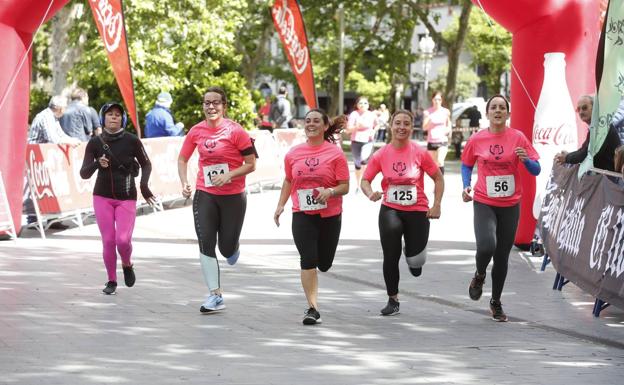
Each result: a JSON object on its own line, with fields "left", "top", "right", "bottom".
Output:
{"left": 62, "top": 0, "right": 257, "bottom": 132}
{"left": 430, "top": 63, "right": 480, "bottom": 100}
{"left": 446, "top": 8, "right": 511, "bottom": 96}
{"left": 345, "top": 71, "right": 391, "bottom": 107}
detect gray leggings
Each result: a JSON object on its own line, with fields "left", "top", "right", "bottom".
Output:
{"left": 473, "top": 201, "right": 519, "bottom": 301}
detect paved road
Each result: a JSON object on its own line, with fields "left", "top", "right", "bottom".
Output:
{"left": 1, "top": 160, "right": 623, "bottom": 384}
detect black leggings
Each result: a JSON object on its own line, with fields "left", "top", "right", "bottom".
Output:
{"left": 473, "top": 201, "right": 520, "bottom": 301}
{"left": 193, "top": 190, "right": 247, "bottom": 258}
{"left": 292, "top": 212, "right": 342, "bottom": 271}
{"left": 379, "top": 205, "right": 430, "bottom": 296}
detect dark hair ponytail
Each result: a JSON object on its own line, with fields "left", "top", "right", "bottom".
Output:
{"left": 305, "top": 109, "right": 347, "bottom": 143}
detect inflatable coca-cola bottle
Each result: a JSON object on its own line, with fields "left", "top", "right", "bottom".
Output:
{"left": 532, "top": 52, "right": 578, "bottom": 219}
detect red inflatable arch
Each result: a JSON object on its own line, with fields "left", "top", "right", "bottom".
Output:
{"left": 471, "top": 0, "right": 601, "bottom": 247}
{"left": 0, "top": 0, "right": 71, "bottom": 234}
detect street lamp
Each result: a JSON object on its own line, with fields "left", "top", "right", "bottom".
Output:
{"left": 418, "top": 32, "right": 435, "bottom": 107}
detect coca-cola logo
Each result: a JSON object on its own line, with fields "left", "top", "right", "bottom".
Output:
{"left": 28, "top": 151, "right": 55, "bottom": 199}
{"left": 533, "top": 123, "right": 575, "bottom": 146}
{"left": 90, "top": 0, "right": 123, "bottom": 52}
{"left": 272, "top": 1, "right": 309, "bottom": 75}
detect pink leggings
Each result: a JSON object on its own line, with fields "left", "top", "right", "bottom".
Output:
{"left": 93, "top": 195, "right": 137, "bottom": 282}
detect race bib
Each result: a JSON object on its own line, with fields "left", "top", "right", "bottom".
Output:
{"left": 297, "top": 188, "right": 327, "bottom": 211}
{"left": 354, "top": 129, "right": 371, "bottom": 143}
{"left": 386, "top": 185, "right": 417, "bottom": 206}
{"left": 202, "top": 163, "right": 229, "bottom": 187}
{"left": 486, "top": 175, "right": 515, "bottom": 198}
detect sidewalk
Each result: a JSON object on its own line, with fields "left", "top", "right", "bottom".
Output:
{"left": 1, "top": 159, "right": 623, "bottom": 385}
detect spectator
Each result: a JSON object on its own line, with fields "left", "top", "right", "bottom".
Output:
{"left": 144, "top": 91, "right": 184, "bottom": 138}
{"left": 374, "top": 103, "right": 389, "bottom": 142}
{"left": 60, "top": 87, "right": 98, "bottom": 141}
{"left": 258, "top": 95, "right": 273, "bottom": 132}
{"left": 270, "top": 85, "right": 292, "bottom": 129}
{"left": 554, "top": 95, "right": 621, "bottom": 171}
{"left": 28, "top": 95, "right": 79, "bottom": 145}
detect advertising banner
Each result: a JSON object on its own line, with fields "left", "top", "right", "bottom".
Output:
{"left": 539, "top": 164, "right": 624, "bottom": 309}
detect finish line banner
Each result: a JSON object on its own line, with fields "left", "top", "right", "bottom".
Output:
{"left": 539, "top": 164, "right": 624, "bottom": 309}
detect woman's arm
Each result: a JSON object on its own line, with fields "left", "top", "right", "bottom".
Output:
{"left": 211, "top": 153, "right": 256, "bottom": 187}
{"left": 427, "top": 170, "right": 444, "bottom": 218}
{"left": 178, "top": 154, "right": 192, "bottom": 198}
{"left": 274, "top": 179, "right": 292, "bottom": 227}
{"left": 79, "top": 140, "right": 99, "bottom": 179}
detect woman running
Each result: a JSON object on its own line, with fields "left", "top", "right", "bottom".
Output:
{"left": 462, "top": 94, "right": 540, "bottom": 322}
{"left": 346, "top": 96, "right": 376, "bottom": 191}
{"left": 80, "top": 102, "right": 156, "bottom": 295}
{"left": 274, "top": 109, "right": 349, "bottom": 325}
{"left": 178, "top": 86, "right": 256, "bottom": 313}
{"left": 361, "top": 110, "right": 444, "bottom": 316}
{"left": 423, "top": 91, "right": 452, "bottom": 174}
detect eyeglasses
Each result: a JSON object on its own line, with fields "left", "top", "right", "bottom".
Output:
{"left": 203, "top": 100, "right": 223, "bottom": 107}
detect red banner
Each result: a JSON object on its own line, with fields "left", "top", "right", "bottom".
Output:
{"left": 87, "top": 0, "right": 140, "bottom": 135}
{"left": 271, "top": 0, "right": 317, "bottom": 109}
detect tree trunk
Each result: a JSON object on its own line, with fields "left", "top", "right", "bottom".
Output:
{"left": 50, "top": 4, "right": 86, "bottom": 95}
{"left": 444, "top": 0, "right": 472, "bottom": 109}
{"left": 241, "top": 23, "right": 273, "bottom": 89}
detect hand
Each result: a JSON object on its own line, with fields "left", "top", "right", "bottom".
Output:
{"left": 427, "top": 204, "right": 441, "bottom": 219}
{"left": 367, "top": 191, "right": 383, "bottom": 202}
{"left": 515, "top": 147, "right": 529, "bottom": 161}
{"left": 211, "top": 173, "right": 232, "bottom": 187}
{"left": 98, "top": 155, "right": 109, "bottom": 168}
{"left": 462, "top": 186, "right": 473, "bottom": 202}
{"left": 313, "top": 187, "right": 333, "bottom": 204}
{"left": 181, "top": 183, "right": 192, "bottom": 198}
{"left": 146, "top": 196, "right": 158, "bottom": 208}
{"left": 274, "top": 205, "right": 284, "bottom": 227}
{"left": 554, "top": 151, "right": 568, "bottom": 165}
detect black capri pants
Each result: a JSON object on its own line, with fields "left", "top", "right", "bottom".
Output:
{"left": 379, "top": 205, "right": 430, "bottom": 296}
{"left": 292, "top": 212, "right": 342, "bottom": 271}
{"left": 193, "top": 190, "right": 247, "bottom": 259}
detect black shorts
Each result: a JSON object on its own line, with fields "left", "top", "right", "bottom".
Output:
{"left": 427, "top": 142, "right": 448, "bottom": 151}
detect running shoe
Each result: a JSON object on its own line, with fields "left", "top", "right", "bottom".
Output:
{"left": 302, "top": 307, "right": 322, "bottom": 325}
{"left": 102, "top": 281, "right": 117, "bottom": 295}
{"left": 380, "top": 298, "right": 400, "bottom": 316}
{"left": 200, "top": 294, "right": 226, "bottom": 313}
{"left": 468, "top": 272, "right": 486, "bottom": 301}
{"left": 122, "top": 265, "right": 136, "bottom": 287}
{"left": 226, "top": 250, "right": 240, "bottom": 266}
{"left": 489, "top": 299, "right": 508, "bottom": 322}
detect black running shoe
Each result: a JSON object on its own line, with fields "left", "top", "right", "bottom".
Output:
{"left": 302, "top": 307, "right": 322, "bottom": 325}
{"left": 380, "top": 298, "right": 400, "bottom": 316}
{"left": 102, "top": 281, "right": 117, "bottom": 295}
{"left": 469, "top": 272, "right": 486, "bottom": 301}
{"left": 489, "top": 299, "right": 508, "bottom": 322}
{"left": 123, "top": 265, "right": 136, "bottom": 287}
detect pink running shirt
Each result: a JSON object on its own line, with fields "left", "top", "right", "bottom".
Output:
{"left": 284, "top": 141, "right": 349, "bottom": 218}
{"left": 347, "top": 110, "right": 376, "bottom": 143}
{"left": 363, "top": 141, "right": 439, "bottom": 212}
{"left": 461, "top": 127, "right": 539, "bottom": 207}
{"left": 424, "top": 107, "right": 451, "bottom": 144}
{"left": 180, "top": 118, "right": 253, "bottom": 195}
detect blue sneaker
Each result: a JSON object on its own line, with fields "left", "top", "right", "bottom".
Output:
{"left": 226, "top": 250, "right": 240, "bottom": 266}
{"left": 200, "top": 294, "right": 225, "bottom": 313}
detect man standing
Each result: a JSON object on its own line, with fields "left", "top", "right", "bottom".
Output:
{"left": 60, "top": 87, "right": 100, "bottom": 141}
{"left": 144, "top": 91, "right": 184, "bottom": 138}
{"left": 270, "top": 85, "right": 292, "bottom": 129}
{"left": 555, "top": 94, "right": 621, "bottom": 171}
{"left": 28, "top": 95, "right": 80, "bottom": 145}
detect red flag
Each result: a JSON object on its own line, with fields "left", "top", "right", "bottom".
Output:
{"left": 271, "top": 0, "right": 317, "bottom": 109}
{"left": 87, "top": 0, "right": 140, "bottom": 135}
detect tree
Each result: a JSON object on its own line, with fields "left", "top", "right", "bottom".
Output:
{"left": 430, "top": 63, "right": 480, "bottom": 101}
{"left": 462, "top": 9, "right": 511, "bottom": 96}
{"left": 414, "top": 0, "right": 473, "bottom": 108}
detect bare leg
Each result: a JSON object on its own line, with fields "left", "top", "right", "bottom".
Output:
{"left": 301, "top": 268, "right": 318, "bottom": 309}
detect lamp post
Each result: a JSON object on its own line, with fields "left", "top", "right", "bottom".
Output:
{"left": 418, "top": 33, "right": 435, "bottom": 107}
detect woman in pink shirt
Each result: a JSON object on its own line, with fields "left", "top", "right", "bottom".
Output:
{"left": 461, "top": 95, "right": 540, "bottom": 322}
{"left": 274, "top": 109, "right": 349, "bottom": 325}
{"left": 423, "top": 91, "right": 452, "bottom": 174}
{"left": 361, "top": 110, "right": 444, "bottom": 316}
{"left": 177, "top": 86, "right": 257, "bottom": 313}
{"left": 347, "top": 96, "right": 377, "bottom": 191}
